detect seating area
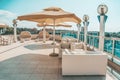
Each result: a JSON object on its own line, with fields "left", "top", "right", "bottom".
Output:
{"left": 59, "top": 37, "right": 94, "bottom": 52}
{"left": 0, "top": 1, "right": 120, "bottom": 79}
{"left": 20, "top": 31, "right": 32, "bottom": 42}
{"left": 49, "top": 35, "right": 62, "bottom": 42}
{"left": 37, "top": 30, "right": 50, "bottom": 41}
{"left": 62, "top": 36, "right": 77, "bottom": 42}
{"left": 56, "top": 37, "right": 108, "bottom": 76}
{"left": 0, "top": 35, "right": 14, "bottom": 45}
{"left": 19, "top": 30, "right": 62, "bottom": 43}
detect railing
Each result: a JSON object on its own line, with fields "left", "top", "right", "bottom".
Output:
{"left": 61, "top": 31, "right": 120, "bottom": 79}
{"left": 84, "top": 34, "right": 120, "bottom": 79}
{"left": 86, "top": 35, "right": 120, "bottom": 61}
{"left": 86, "top": 34, "right": 99, "bottom": 48}
{"left": 61, "top": 31, "right": 77, "bottom": 38}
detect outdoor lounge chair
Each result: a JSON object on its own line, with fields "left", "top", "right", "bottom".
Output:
{"left": 20, "top": 31, "right": 31, "bottom": 42}
{"left": 50, "top": 35, "right": 62, "bottom": 42}
{"left": 0, "top": 35, "right": 13, "bottom": 45}
{"left": 37, "top": 31, "right": 50, "bottom": 41}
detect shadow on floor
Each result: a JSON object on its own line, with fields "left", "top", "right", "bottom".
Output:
{"left": 0, "top": 53, "right": 106, "bottom": 80}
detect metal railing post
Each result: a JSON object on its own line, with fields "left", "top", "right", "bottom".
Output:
{"left": 93, "top": 36, "right": 94, "bottom": 47}
{"left": 111, "top": 39, "right": 115, "bottom": 61}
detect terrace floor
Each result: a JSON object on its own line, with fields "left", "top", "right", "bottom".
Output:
{"left": 0, "top": 40, "right": 116, "bottom": 80}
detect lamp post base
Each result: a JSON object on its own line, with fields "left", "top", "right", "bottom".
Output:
{"left": 49, "top": 53, "right": 58, "bottom": 57}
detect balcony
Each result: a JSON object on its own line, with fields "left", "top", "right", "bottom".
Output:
{"left": 0, "top": 40, "right": 117, "bottom": 80}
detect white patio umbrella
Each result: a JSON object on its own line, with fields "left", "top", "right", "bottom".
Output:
{"left": 37, "top": 23, "right": 72, "bottom": 43}
{"left": 17, "top": 7, "right": 81, "bottom": 56}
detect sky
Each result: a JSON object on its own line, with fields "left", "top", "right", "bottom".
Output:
{"left": 0, "top": 0, "right": 120, "bottom": 32}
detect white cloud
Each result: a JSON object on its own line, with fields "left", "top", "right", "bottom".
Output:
{"left": 17, "top": 21, "right": 38, "bottom": 28}
{"left": 0, "top": 10, "right": 16, "bottom": 18}
{"left": 0, "top": 10, "right": 17, "bottom": 26}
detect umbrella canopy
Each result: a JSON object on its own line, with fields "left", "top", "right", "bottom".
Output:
{"left": 37, "top": 23, "right": 72, "bottom": 27}
{"left": 0, "top": 23, "right": 8, "bottom": 28}
{"left": 17, "top": 7, "right": 81, "bottom": 24}
{"left": 17, "top": 7, "right": 81, "bottom": 56}
{"left": 43, "top": 7, "right": 63, "bottom": 11}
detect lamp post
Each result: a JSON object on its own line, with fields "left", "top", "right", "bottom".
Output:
{"left": 13, "top": 19, "right": 17, "bottom": 42}
{"left": 83, "top": 15, "right": 89, "bottom": 50}
{"left": 97, "top": 4, "right": 108, "bottom": 51}
{"left": 77, "top": 23, "right": 81, "bottom": 42}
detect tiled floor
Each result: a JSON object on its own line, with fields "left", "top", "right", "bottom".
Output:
{"left": 0, "top": 41, "right": 116, "bottom": 80}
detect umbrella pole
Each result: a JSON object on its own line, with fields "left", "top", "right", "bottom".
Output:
{"left": 49, "top": 19, "right": 58, "bottom": 57}
{"left": 43, "top": 26, "right": 46, "bottom": 43}
{"left": 53, "top": 24, "right": 55, "bottom": 53}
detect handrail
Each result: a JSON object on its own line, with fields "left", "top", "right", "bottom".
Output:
{"left": 62, "top": 32, "right": 120, "bottom": 60}
{"left": 62, "top": 32, "right": 120, "bottom": 79}
{"left": 87, "top": 34, "right": 99, "bottom": 38}
{"left": 79, "top": 34, "right": 120, "bottom": 62}
{"left": 85, "top": 34, "right": 120, "bottom": 56}
{"left": 108, "top": 59, "right": 120, "bottom": 74}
